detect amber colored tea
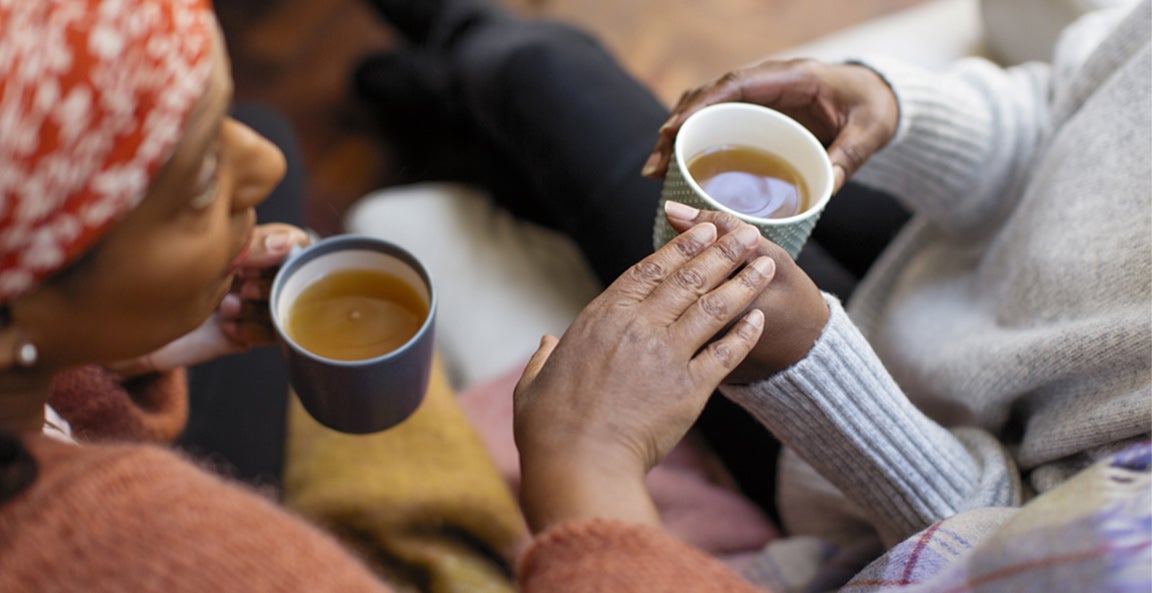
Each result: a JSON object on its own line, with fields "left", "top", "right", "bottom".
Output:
{"left": 285, "top": 268, "right": 428, "bottom": 361}
{"left": 687, "top": 144, "right": 809, "bottom": 219}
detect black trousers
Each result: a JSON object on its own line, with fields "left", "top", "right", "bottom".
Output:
{"left": 435, "top": 13, "right": 910, "bottom": 521}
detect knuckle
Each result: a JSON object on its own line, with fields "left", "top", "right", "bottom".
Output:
{"left": 841, "top": 142, "right": 866, "bottom": 169}
{"left": 738, "top": 265, "right": 766, "bottom": 289}
{"left": 711, "top": 210, "right": 744, "bottom": 230}
{"left": 620, "top": 318, "right": 649, "bottom": 345}
{"left": 631, "top": 260, "right": 667, "bottom": 282}
{"left": 796, "top": 58, "right": 822, "bottom": 74}
{"left": 673, "top": 267, "right": 707, "bottom": 292}
{"left": 708, "top": 341, "right": 736, "bottom": 367}
{"left": 674, "top": 233, "right": 706, "bottom": 257}
{"left": 716, "top": 235, "right": 746, "bottom": 263}
{"left": 717, "top": 71, "right": 746, "bottom": 99}
{"left": 698, "top": 294, "right": 730, "bottom": 321}
{"left": 716, "top": 71, "right": 741, "bottom": 86}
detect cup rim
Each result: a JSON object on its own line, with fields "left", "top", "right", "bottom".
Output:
{"left": 269, "top": 234, "right": 437, "bottom": 367}
{"left": 674, "top": 102, "right": 834, "bottom": 225}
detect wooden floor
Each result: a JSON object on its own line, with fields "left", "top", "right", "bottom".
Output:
{"left": 217, "top": 0, "right": 922, "bottom": 234}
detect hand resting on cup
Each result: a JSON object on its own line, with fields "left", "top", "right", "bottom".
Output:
{"left": 514, "top": 220, "right": 771, "bottom": 534}
{"left": 664, "top": 201, "right": 830, "bottom": 384}
{"left": 642, "top": 59, "right": 899, "bottom": 192}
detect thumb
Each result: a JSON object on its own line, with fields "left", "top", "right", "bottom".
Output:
{"left": 518, "top": 334, "right": 560, "bottom": 390}
{"left": 826, "top": 130, "right": 879, "bottom": 193}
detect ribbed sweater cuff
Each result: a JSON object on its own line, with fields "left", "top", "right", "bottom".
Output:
{"left": 518, "top": 519, "right": 757, "bottom": 592}
{"left": 722, "top": 295, "right": 980, "bottom": 540}
{"left": 849, "top": 56, "right": 998, "bottom": 226}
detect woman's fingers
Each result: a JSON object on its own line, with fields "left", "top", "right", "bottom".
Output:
{"left": 241, "top": 224, "right": 311, "bottom": 270}
{"left": 644, "top": 61, "right": 811, "bottom": 179}
{"left": 644, "top": 224, "right": 761, "bottom": 318}
{"left": 642, "top": 79, "right": 739, "bottom": 179}
{"left": 607, "top": 222, "right": 719, "bottom": 302}
{"left": 824, "top": 66, "right": 900, "bottom": 190}
{"left": 672, "top": 254, "right": 774, "bottom": 342}
{"left": 690, "top": 308, "right": 765, "bottom": 382}
{"left": 231, "top": 275, "right": 273, "bottom": 301}
{"left": 644, "top": 59, "right": 899, "bottom": 189}
{"left": 663, "top": 203, "right": 782, "bottom": 257}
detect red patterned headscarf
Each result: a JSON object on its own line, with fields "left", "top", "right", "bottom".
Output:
{"left": 0, "top": 0, "right": 215, "bottom": 302}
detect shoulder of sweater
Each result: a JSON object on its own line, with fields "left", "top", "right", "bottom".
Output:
{"left": 3, "top": 436, "right": 391, "bottom": 593}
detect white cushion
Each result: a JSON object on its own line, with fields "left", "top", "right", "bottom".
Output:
{"left": 344, "top": 183, "right": 600, "bottom": 390}
{"left": 770, "top": 0, "right": 984, "bottom": 69}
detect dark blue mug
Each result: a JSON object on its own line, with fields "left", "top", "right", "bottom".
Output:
{"left": 270, "top": 235, "right": 437, "bottom": 434}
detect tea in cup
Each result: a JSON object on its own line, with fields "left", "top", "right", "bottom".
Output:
{"left": 653, "top": 102, "right": 834, "bottom": 258}
{"left": 271, "top": 235, "right": 436, "bottom": 434}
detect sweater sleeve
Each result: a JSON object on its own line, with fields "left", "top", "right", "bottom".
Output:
{"left": 518, "top": 519, "right": 764, "bottom": 593}
{"left": 849, "top": 55, "right": 1050, "bottom": 234}
{"left": 721, "top": 295, "right": 1022, "bottom": 546}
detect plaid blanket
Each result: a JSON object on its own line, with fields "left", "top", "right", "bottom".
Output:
{"left": 742, "top": 441, "right": 1152, "bottom": 592}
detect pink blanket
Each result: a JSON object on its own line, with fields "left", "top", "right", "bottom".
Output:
{"left": 457, "top": 361, "right": 778, "bottom": 568}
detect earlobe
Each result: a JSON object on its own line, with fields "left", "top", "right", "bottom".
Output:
{"left": 0, "top": 306, "right": 38, "bottom": 372}
{"left": 13, "top": 342, "right": 37, "bottom": 368}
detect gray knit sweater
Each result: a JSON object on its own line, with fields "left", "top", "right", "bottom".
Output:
{"left": 723, "top": 0, "right": 1150, "bottom": 559}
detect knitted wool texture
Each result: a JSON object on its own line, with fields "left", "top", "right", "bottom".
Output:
{"left": 282, "top": 356, "right": 529, "bottom": 593}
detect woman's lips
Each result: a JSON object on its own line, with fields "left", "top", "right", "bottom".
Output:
{"left": 226, "top": 241, "right": 250, "bottom": 275}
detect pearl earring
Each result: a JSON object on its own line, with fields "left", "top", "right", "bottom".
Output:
{"left": 14, "top": 342, "right": 37, "bottom": 368}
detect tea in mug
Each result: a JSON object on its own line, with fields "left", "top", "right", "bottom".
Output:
{"left": 687, "top": 145, "right": 809, "bottom": 219}
{"left": 285, "top": 268, "right": 428, "bottom": 361}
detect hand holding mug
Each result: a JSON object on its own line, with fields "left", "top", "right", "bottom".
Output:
{"left": 643, "top": 59, "right": 899, "bottom": 191}
{"left": 513, "top": 221, "right": 770, "bottom": 533}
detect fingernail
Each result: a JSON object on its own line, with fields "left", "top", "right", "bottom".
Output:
{"left": 264, "top": 232, "right": 296, "bottom": 254}
{"left": 735, "top": 225, "right": 760, "bottom": 247}
{"left": 833, "top": 164, "right": 846, "bottom": 190}
{"left": 687, "top": 222, "right": 717, "bottom": 242}
{"left": 664, "top": 200, "right": 700, "bottom": 221}
{"left": 745, "top": 308, "right": 765, "bottom": 329}
{"left": 749, "top": 255, "right": 776, "bottom": 278}
{"left": 219, "top": 293, "right": 243, "bottom": 314}
{"left": 641, "top": 155, "right": 659, "bottom": 177}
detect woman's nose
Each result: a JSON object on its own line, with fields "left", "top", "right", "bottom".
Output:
{"left": 224, "top": 118, "right": 287, "bottom": 211}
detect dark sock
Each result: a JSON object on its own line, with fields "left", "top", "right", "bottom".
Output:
{"left": 351, "top": 50, "right": 483, "bottom": 185}
{"left": 351, "top": 46, "right": 562, "bottom": 227}
{"left": 353, "top": 50, "right": 459, "bottom": 119}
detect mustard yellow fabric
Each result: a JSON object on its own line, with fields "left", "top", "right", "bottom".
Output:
{"left": 283, "top": 357, "right": 528, "bottom": 593}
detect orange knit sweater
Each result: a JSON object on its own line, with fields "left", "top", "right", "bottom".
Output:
{"left": 0, "top": 366, "right": 761, "bottom": 592}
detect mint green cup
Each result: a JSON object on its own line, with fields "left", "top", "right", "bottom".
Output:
{"left": 653, "top": 102, "right": 834, "bottom": 259}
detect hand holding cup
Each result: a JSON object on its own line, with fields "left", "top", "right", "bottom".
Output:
{"left": 643, "top": 58, "right": 899, "bottom": 192}
{"left": 649, "top": 101, "right": 836, "bottom": 258}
